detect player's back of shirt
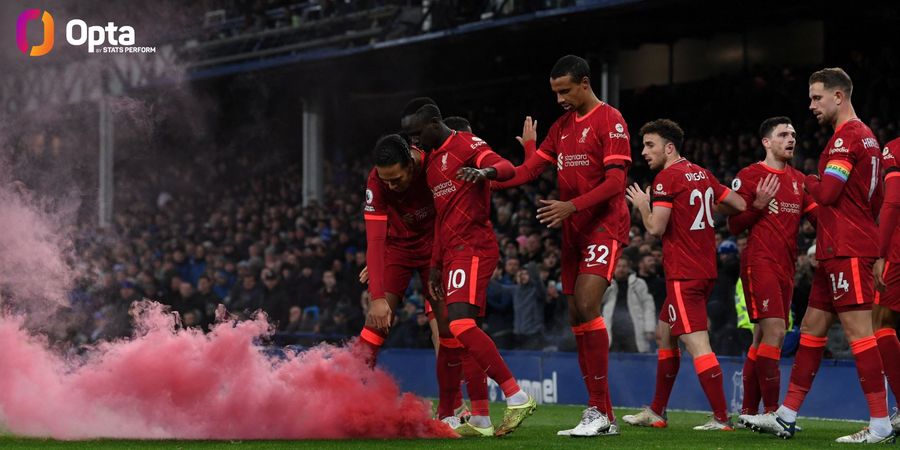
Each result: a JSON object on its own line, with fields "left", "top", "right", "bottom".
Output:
{"left": 883, "top": 138, "right": 900, "bottom": 263}
{"left": 364, "top": 149, "right": 435, "bottom": 257}
{"left": 426, "top": 131, "right": 497, "bottom": 259}
{"left": 538, "top": 102, "right": 632, "bottom": 243}
{"left": 733, "top": 162, "right": 814, "bottom": 273}
{"left": 651, "top": 158, "right": 730, "bottom": 280}
{"left": 815, "top": 119, "right": 882, "bottom": 260}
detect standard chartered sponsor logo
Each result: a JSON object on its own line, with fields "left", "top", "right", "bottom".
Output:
{"left": 431, "top": 180, "right": 456, "bottom": 198}
{"left": 562, "top": 153, "right": 590, "bottom": 168}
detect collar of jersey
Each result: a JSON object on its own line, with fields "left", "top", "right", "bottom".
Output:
{"left": 574, "top": 102, "right": 604, "bottom": 123}
{"left": 834, "top": 117, "right": 860, "bottom": 134}
{"left": 436, "top": 131, "right": 457, "bottom": 153}
{"left": 758, "top": 161, "right": 786, "bottom": 174}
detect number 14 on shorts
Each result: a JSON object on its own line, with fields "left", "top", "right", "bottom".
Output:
{"left": 830, "top": 271, "right": 850, "bottom": 299}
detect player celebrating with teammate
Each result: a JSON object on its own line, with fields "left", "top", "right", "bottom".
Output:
{"left": 492, "top": 54, "right": 632, "bottom": 437}
{"left": 728, "top": 117, "right": 818, "bottom": 421}
{"left": 623, "top": 119, "right": 746, "bottom": 431}
{"left": 360, "top": 132, "right": 481, "bottom": 427}
{"left": 742, "top": 68, "right": 891, "bottom": 443}
{"left": 401, "top": 101, "right": 536, "bottom": 437}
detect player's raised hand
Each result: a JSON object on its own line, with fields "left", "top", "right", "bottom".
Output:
{"left": 874, "top": 258, "right": 887, "bottom": 293}
{"left": 428, "top": 267, "right": 445, "bottom": 301}
{"left": 537, "top": 199, "right": 576, "bottom": 228}
{"left": 368, "top": 297, "right": 392, "bottom": 330}
{"left": 625, "top": 183, "right": 650, "bottom": 210}
{"left": 358, "top": 265, "right": 369, "bottom": 284}
{"left": 515, "top": 116, "right": 538, "bottom": 147}
{"left": 752, "top": 174, "right": 780, "bottom": 210}
{"left": 456, "top": 167, "right": 492, "bottom": 183}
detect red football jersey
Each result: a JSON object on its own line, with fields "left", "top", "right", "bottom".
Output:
{"left": 364, "top": 148, "right": 435, "bottom": 257}
{"left": 883, "top": 138, "right": 900, "bottom": 262}
{"left": 651, "top": 158, "right": 731, "bottom": 280}
{"left": 426, "top": 131, "right": 504, "bottom": 260}
{"left": 537, "top": 102, "right": 632, "bottom": 243}
{"left": 815, "top": 119, "right": 882, "bottom": 260}
{"left": 732, "top": 162, "right": 816, "bottom": 273}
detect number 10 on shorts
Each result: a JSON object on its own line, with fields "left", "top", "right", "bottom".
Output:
{"left": 447, "top": 268, "right": 467, "bottom": 292}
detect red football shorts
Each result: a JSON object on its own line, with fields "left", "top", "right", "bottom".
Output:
{"left": 383, "top": 252, "right": 431, "bottom": 308}
{"left": 809, "top": 257, "right": 875, "bottom": 314}
{"left": 876, "top": 261, "right": 900, "bottom": 313}
{"left": 741, "top": 265, "right": 793, "bottom": 322}
{"left": 442, "top": 255, "right": 497, "bottom": 315}
{"left": 560, "top": 230, "right": 623, "bottom": 296}
{"left": 660, "top": 279, "right": 713, "bottom": 337}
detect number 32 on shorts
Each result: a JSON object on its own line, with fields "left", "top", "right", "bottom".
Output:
{"left": 584, "top": 244, "right": 609, "bottom": 268}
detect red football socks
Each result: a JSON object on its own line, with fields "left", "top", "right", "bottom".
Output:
{"left": 358, "top": 326, "right": 386, "bottom": 369}
{"left": 851, "top": 336, "right": 889, "bottom": 418}
{"left": 450, "top": 319, "right": 520, "bottom": 398}
{"left": 436, "top": 337, "right": 464, "bottom": 418}
{"left": 650, "top": 348, "right": 680, "bottom": 416}
{"left": 756, "top": 343, "right": 782, "bottom": 413}
{"left": 783, "top": 334, "right": 826, "bottom": 412}
{"left": 582, "top": 316, "right": 610, "bottom": 414}
{"left": 461, "top": 348, "right": 490, "bottom": 416}
{"left": 694, "top": 353, "right": 729, "bottom": 423}
{"left": 876, "top": 328, "right": 900, "bottom": 403}
{"left": 741, "top": 346, "right": 760, "bottom": 414}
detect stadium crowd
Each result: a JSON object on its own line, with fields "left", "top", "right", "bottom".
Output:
{"left": 38, "top": 58, "right": 898, "bottom": 360}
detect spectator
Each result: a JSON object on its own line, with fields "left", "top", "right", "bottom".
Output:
{"left": 229, "top": 273, "right": 264, "bottom": 318}
{"left": 195, "top": 275, "right": 220, "bottom": 327}
{"left": 485, "top": 265, "right": 515, "bottom": 349}
{"left": 512, "top": 263, "right": 546, "bottom": 350}
{"left": 636, "top": 253, "right": 666, "bottom": 314}
{"left": 260, "top": 268, "right": 292, "bottom": 327}
{"left": 601, "top": 258, "right": 656, "bottom": 353}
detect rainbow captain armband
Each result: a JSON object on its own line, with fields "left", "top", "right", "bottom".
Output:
{"left": 823, "top": 160, "right": 852, "bottom": 183}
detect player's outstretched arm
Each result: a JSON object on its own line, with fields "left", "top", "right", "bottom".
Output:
{"left": 716, "top": 190, "right": 747, "bottom": 215}
{"left": 457, "top": 149, "right": 516, "bottom": 183}
{"left": 490, "top": 150, "right": 553, "bottom": 190}
{"left": 626, "top": 183, "right": 672, "bottom": 236}
{"left": 515, "top": 116, "right": 538, "bottom": 159}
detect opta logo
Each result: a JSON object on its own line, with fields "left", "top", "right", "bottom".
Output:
{"left": 17, "top": 9, "right": 54, "bottom": 56}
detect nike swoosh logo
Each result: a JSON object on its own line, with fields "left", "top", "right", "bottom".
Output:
{"left": 447, "top": 289, "right": 460, "bottom": 296}
{"left": 833, "top": 293, "right": 846, "bottom": 301}
{"left": 586, "top": 263, "right": 604, "bottom": 268}
{"left": 711, "top": 372, "right": 721, "bottom": 378}
{"left": 561, "top": 134, "right": 570, "bottom": 140}
{"left": 765, "top": 377, "right": 779, "bottom": 381}
{"left": 665, "top": 374, "right": 676, "bottom": 379}
{"left": 593, "top": 376, "right": 606, "bottom": 380}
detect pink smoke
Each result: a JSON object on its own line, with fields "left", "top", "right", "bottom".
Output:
{"left": 0, "top": 302, "right": 455, "bottom": 440}
{"left": 0, "top": 182, "right": 74, "bottom": 310}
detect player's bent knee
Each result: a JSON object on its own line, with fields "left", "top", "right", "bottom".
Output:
{"left": 446, "top": 303, "right": 478, "bottom": 322}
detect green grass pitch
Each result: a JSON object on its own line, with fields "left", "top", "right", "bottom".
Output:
{"left": 1, "top": 404, "right": 870, "bottom": 449}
